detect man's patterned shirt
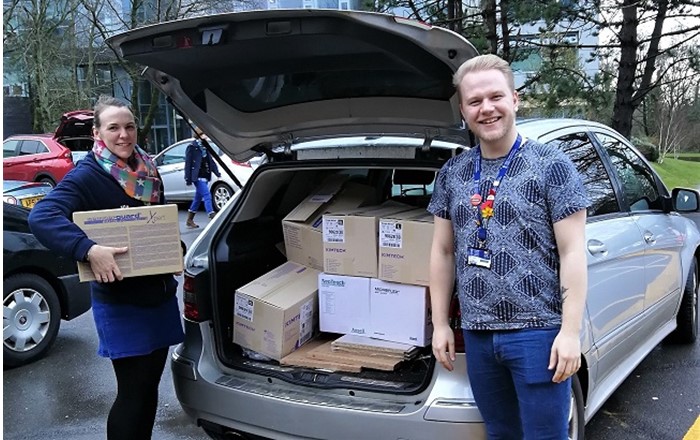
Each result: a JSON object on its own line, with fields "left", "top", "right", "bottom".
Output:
{"left": 427, "top": 138, "right": 589, "bottom": 330}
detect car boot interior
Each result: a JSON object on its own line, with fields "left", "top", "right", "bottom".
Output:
{"left": 209, "top": 164, "right": 439, "bottom": 394}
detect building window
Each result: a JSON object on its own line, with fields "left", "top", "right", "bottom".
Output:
{"left": 76, "top": 65, "right": 114, "bottom": 96}
{"left": 3, "top": 83, "right": 28, "bottom": 97}
{"left": 339, "top": 0, "right": 349, "bottom": 9}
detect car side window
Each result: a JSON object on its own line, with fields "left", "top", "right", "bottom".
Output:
{"left": 162, "top": 143, "right": 188, "bottom": 165}
{"left": 594, "top": 132, "right": 661, "bottom": 211}
{"left": 3, "top": 140, "right": 20, "bottom": 158}
{"left": 19, "top": 140, "right": 46, "bottom": 155}
{"left": 546, "top": 132, "right": 619, "bottom": 217}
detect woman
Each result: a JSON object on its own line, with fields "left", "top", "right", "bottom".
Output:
{"left": 184, "top": 128, "right": 221, "bottom": 228}
{"left": 28, "top": 96, "right": 184, "bottom": 440}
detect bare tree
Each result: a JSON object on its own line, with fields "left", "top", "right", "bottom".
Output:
{"left": 4, "top": 0, "right": 87, "bottom": 132}
{"left": 75, "top": 0, "right": 260, "bottom": 146}
{"left": 596, "top": 0, "right": 700, "bottom": 137}
{"left": 651, "top": 56, "right": 698, "bottom": 162}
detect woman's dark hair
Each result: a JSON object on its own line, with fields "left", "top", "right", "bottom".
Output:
{"left": 93, "top": 95, "right": 132, "bottom": 129}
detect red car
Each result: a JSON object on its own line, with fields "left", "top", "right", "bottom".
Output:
{"left": 3, "top": 110, "right": 94, "bottom": 186}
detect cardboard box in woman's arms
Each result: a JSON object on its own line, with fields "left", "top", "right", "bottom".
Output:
{"left": 72, "top": 204, "right": 183, "bottom": 282}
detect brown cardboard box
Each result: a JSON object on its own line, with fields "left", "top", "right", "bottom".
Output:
{"left": 233, "top": 262, "right": 321, "bottom": 360}
{"left": 72, "top": 204, "right": 183, "bottom": 282}
{"left": 322, "top": 202, "right": 414, "bottom": 278}
{"left": 378, "top": 209, "right": 434, "bottom": 286}
{"left": 370, "top": 279, "right": 432, "bottom": 347}
{"left": 282, "top": 178, "right": 374, "bottom": 270}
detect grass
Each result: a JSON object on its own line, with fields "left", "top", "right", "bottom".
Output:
{"left": 651, "top": 157, "right": 700, "bottom": 190}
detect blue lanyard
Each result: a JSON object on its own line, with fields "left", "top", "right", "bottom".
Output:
{"left": 473, "top": 134, "right": 523, "bottom": 244}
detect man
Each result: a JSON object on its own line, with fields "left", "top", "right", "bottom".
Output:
{"left": 427, "top": 54, "right": 589, "bottom": 439}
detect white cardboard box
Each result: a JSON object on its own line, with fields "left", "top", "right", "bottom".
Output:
{"left": 73, "top": 204, "right": 183, "bottom": 282}
{"left": 282, "top": 178, "right": 374, "bottom": 270}
{"left": 233, "top": 262, "right": 321, "bottom": 360}
{"left": 370, "top": 279, "right": 432, "bottom": 347}
{"left": 378, "top": 209, "right": 434, "bottom": 286}
{"left": 318, "top": 273, "right": 371, "bottom": 337}
{"left": 322, "top": 202, "right": 414, "bottom": 278}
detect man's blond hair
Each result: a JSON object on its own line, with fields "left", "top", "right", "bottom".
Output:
{"left": 453, "top": 54, "right": 515, "bottom": 92}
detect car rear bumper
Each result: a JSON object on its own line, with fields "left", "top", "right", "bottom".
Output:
{"left": 57, "top": 273, "right": 91, "bottom": 320}
{"left": 171, "top": 324, "right": 486, "bottom": 440}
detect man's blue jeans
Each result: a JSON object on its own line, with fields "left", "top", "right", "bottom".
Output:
{"left": 188, "top": 178, "right": 214, "bottom": 215}
{"left": 463, "top": 328, "right": 571, "bottom": 440}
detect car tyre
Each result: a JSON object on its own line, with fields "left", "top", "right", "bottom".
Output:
{"left": 3, "top": 274, "right": 61, "bottom": 368}
{"left": 37, "top": 176, "right": 56, "bottom": 187}
{"left": 211, "top": 182, "right": 237, "bottom": 212}
{"left": 669, "top": 258, "right": 698, "bottom": 344}
{"left": 569, "top": 374, "right": 585, "bottom": 440}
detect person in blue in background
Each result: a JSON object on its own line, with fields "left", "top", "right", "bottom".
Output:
{"left": 184, "top": 127, "right": 221, "bottom": 228}
{"left": 28, "top": 95, "right": 184, "bottom": 440}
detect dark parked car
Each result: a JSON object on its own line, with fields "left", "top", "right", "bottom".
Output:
{"left": 109, "top": 9, "right": 700, "bottom": 440}
{"left": 3, "top": 203, "right": 92, "bottom": 367}
{"left": 3, "top": 110, "right": 94, "bottom": 186}
{"left": 3, "top": 180, "right": 53, "bottom": 209}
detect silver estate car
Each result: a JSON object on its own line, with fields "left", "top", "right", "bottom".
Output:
{"left": 109, "top": 10, "right": 700, "bottom": 440}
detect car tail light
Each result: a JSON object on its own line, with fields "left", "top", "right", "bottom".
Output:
{"left": 449, "top": 294, "right": 465, "bottom": 353}
{"left": 62, "top": 150, "right": 72, "bottom": 160}
{"left": 183, "top": 273, "right": 203, "bottom": 321}
{"left": 231, "top": 160, "right": 252, "bottom": 168}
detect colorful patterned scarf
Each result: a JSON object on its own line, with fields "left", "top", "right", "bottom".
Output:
{"left": 92, "top": 139, "right": 162, "bottom": 204}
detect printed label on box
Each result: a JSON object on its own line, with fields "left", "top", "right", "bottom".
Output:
{"left": 299, "top": 299, "right": 314, "bottom": 345}
{"left": 379, "top": 220, "right": 403, "bottom": 249}
{"left": 321, "top": 292, "right": 336, "bottom": 314}
{"left": 235, "top": 295, "right": 254, "bottom": 322}
{"left": 323, "top": 218, "right": 345, "bottom": 243}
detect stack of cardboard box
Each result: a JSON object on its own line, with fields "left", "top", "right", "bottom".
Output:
{"left": 232, "top": 176, "right": 436, "bottom": 369}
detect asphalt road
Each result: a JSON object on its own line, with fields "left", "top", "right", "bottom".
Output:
{"left": 3, "top": 206, "right": 699, "bottom": 440}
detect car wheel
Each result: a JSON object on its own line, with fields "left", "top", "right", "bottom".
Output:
{"left": 569, "top": 374, "right": 585, "bottom": 440}
{"left": 211, "top": 182, "right": 236, "bottom": 212}
{"left": 3, "top": 274, "right": 61, "bottom": 368}
{"left": 669, "top": 258, "right": 698, "bottom": 344}
{"left": 37, "top": 176, "right": 56, "bottom": 187}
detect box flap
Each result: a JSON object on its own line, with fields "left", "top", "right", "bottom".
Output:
{"left": 325, "top": 201, "right": 415, "bottom": 220}
{"left": 283, "top": 174, "right": 349, "bottom": 222}
{"left": 308, "top": 182, "right": 376, "bottom": 232}
{"left": 264, "top": 271, "right": 320, "bottom": 309}
{"left": 379, "top": 208, "right": 428, "bottom": 221}
{"left": 236, "top": 261, "right": 314, "bottom": 301}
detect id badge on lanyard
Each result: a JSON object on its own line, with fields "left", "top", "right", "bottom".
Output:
{"left": 465, "top": 135, "right": 522, "bottom": 270}
{"left": 467, "top": 247, "right": 492, "bottom": 269}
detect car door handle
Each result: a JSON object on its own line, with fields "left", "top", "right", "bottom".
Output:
{"left": 587, "top": 239, "right": 608, "bottom": 256}
{"left": 643, "top": 232, "right": 656, "bottom": 244}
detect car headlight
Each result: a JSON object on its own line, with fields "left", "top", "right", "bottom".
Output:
{"left": 3, "top": 195, "right": 18, "bottom": 204}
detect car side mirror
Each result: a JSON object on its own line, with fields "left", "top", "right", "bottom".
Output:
{"left": 672, "top": 188, "right": 700, "bottom": 213}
